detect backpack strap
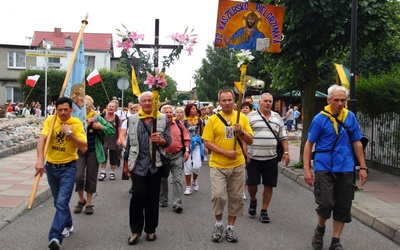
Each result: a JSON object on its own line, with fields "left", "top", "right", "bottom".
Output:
{"left": 175, "top": 120, "right": 186, "bottom": 153}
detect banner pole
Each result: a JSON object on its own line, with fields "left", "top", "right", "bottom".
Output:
{"left": 28, "top": 14, "right": 89, "bottom": 209}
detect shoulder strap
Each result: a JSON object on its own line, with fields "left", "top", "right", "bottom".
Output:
{"left": 257, "top": 109, "right": 280, "bottom": 143}
{"left": 216, "top": 113, "right": 244, "bottom": 152}
{"left": 175, "top": 120, "right": 185, "bottom": 152}
{"left": 216, "top": 113, "right": 228, "bottom": 126}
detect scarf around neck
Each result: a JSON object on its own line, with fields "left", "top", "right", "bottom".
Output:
{"left": 185, "top": 116, "right": 199, "bottom": 124}
{"left": 321, "top": 105, "right": 348, "bottom": 134}
{"left": 138, "top": 107, "right": 161, "bottom": 119}
{"left": 86, "top": 110, "right": 97, "bottom": 120}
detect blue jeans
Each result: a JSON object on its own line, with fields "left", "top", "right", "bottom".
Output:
{"left": 286, "top": 120, "right": 293, "bottom": 131}
{"left": 46, "top": 162, "right": 77, "bottom": 243}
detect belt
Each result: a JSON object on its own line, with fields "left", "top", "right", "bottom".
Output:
{"left": 47, "top": 161, "right": 76, "bottom": 168}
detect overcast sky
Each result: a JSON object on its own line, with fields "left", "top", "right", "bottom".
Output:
{"left": 0, "top": 0, "right": 220, "bottom": 91}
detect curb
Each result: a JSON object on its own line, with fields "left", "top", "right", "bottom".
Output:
{"left": 0, "top": 141, "right": 38, "bottom": 159}
{"left": 0, "top": 185, "right": 52, "bottom": 230}
{"left": 278, "top": 163, "right": 400, "bottom": 246}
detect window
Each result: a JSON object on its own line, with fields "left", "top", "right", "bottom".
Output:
{"left": 85, "top": 55, "right": 95, "bottom": 70}
{"left": 48, "top": 57, "right": 60, "bottom": 69}
{"left": 8, "top": 51, "right": 26, "bottom": 69}
{"left": 5, "top": 86, "right": 22, "bottom": 103}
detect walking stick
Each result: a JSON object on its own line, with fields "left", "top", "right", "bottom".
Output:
{"left": 28, "top": 14, "right": 89, "bottom": 209}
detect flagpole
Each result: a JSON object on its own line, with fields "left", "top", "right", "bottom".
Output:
{"left": 28, "top": 14, "right": 89, "bottom": 210}
{"left": 100, "top": 80, "right": 111, "bottom": 103}
{"left": 23, "top": 86, "right": 36, "bottom": 107}
{"left": 233, "top": 64, "right": 246, "bottom": 151}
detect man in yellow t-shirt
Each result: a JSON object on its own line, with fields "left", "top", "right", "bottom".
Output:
{"left": 35, "top": 97, "right": 87, "bottom": 250}
{"left": 202, "top": 89, "right": 253, "bottom": 243}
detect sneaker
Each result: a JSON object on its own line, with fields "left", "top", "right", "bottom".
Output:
{"left": 259, "top": 209, "right": 270, "bottom": 223}
{"left": 211, "top": 224, "right": 224, "bottom": 242}
{"left": 248, "top": 199, "right": 257, "bottom": 218}
{"left": 48, "top": 238, "right": 61, "bottom": 250}
{"left": 329, "top": 242, "right": 343, "bottom": 250}
{"left": 191, "top": 180, "right": 199, "bottom": 192}
{"left": 225, "top": 227, "right": 238, "bottom": 243}
{"left": 184, "top": 187, "right": 192, "bottom": 195}
{"left": 173, "top": 205, "right": 183, "bottom": 213}
{"left": 62, "top": 225, "right": 74, "bottom": 238}
{"left": 312, "top": 228, "right": 324, "bottom": 250}
{"left": 160, "top": 201, "right": 168, "bottom": 207}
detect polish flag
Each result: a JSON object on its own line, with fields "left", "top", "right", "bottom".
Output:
{"left": 87, "top": 68, "right": 102, "bottom": 86}
{"left": 25, "top": 75, "right": 40, "bottom": 87}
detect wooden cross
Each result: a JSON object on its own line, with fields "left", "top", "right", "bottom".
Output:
{"left": 136, "top": 19, "right": 183, "bottom": 167}
{"left": 136, "top": 19, "right": 183, "bottom": 68}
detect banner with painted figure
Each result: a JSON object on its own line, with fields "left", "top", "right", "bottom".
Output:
{"left": 214, "top": 0, "right": 285, "bottom": 53}
{"left": 64, "top": 39, "right": 86, "bottom": 124}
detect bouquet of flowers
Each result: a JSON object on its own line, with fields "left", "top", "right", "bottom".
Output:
{"left": 236, "top": 49, "right": 255, "bottom": 91}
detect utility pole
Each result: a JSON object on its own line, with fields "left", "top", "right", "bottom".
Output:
{"left": 348, "top": 0, "right": 358, "bottom": 113}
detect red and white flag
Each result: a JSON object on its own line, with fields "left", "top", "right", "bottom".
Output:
{"left": 25, "top": 75, "right": 40, "bottom": 87}
{"left": 87, "top": 68, "right": 102, "bottom": 86}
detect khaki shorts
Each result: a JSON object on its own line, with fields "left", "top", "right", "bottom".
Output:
{"left": 210, "top": 163, "right": 245, "bottom": 217}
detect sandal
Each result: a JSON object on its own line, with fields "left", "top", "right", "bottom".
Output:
{"left": 98, "top": 173, "right": 106, "bottom": 181}
{"left": 74, "top": 199, "right": 86, "bottom": 214}
{"left": 85, "top": 205, "right": 94, "bottom": 215}
{"left": 109, "top": 173, "right": 115, "bottom": 180}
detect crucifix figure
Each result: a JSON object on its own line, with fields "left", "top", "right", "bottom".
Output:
{"left": 136, "top": 19, "right": 183, "bottom": 167}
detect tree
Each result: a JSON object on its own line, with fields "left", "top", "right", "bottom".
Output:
{"left": 258, "top": 0, "right": 400, "bottom": 161}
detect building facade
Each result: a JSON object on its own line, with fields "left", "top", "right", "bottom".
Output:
{"left": 0, "top": 27, "right": 114, "bottom": 104}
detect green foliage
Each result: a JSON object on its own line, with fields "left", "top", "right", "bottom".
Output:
{"left": 256, "top": 0, "right": 400, "bottom": 161}
{"left": 176, "top": 93, "right": 191, "bottom": 104}
{"left": 292, "top": 161, "right": 304, "bottom": 169}
{"left": 356, "top": 66, "right": 400, "bottom": 118}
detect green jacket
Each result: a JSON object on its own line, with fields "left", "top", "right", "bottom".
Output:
{"left": 94, "top": 115, "right": 116, "bottom": 163}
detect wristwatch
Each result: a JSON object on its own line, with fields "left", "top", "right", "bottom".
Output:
{"left": 359, "top": 167, "right": 369, "bottom": 173}
{"left": 185, "top": 147, "right": 190, "bottom": 152}
{"left": 284, "top": 151, "right": 289, "bottom": 155}
{"left": 66, "top": 130, "right": 72, "bottom": 136}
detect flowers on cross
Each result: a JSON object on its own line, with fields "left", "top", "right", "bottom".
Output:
{"left": 169, "top": 28, "right": 197, "bottom": 56}
{"left": 144, "top": 68, "right": 167, "bottom": 89}
{"left": 236, "top": 49, "right": 255, "bottom": 68}
{"left": 116, "top": 24, "right": 197, "bottom": 89}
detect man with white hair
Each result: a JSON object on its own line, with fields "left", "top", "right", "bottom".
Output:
{"left": 159, "top": 105, "right": 190, "bottom": 213}
{"left": 303, "top": 85, "right": 368, "bottom": 250}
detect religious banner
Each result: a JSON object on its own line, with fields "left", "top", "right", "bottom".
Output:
{"left": 64, "top": 39, "right": 86, "bottom": 124}
{"left": 214, "top": 0, "right": 285, "bottom": 53}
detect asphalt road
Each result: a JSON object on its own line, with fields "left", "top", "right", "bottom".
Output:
{"left": 0, "top": 162, "right": 398, "bottom": 250}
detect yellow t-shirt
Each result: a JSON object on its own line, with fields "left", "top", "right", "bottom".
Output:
{"left": 202, "top": 110, "right": 253, "bottom": 169}
{"left": 42, "top": 115, "right": 87, "bottom": 164}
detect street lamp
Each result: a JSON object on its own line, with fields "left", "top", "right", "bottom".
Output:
{"left": 43, "top": 40, "right": 51, "bottom": 117}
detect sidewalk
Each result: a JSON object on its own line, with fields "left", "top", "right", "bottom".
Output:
{"left": 283, "top": 142, "right": 400, "bottom": 245}
{"left": 0, "top": 145, "right": 399, "bottom": 245}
